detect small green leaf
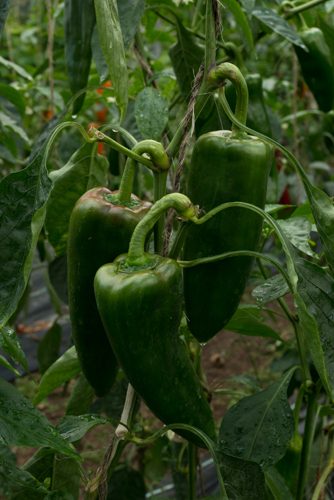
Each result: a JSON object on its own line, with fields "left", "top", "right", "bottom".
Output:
{"left": 34, "top": 346, "right": 81, "bottom": 404}
{"left": 94, "top": 0, "right": 128, "bottom": 120}
{"left": 221, "top": 0, "right": 254, "bottom": 51}
{"left": 219, "top": 368, "right": 296, "bottom": 468}
{"left": 169, "top": 18, "right": 204, "bottom": 99}
{"left": 219, "top": 453, "right": 266, "bottom": 499}
{"left": 0, "top": 111, "right": 30, "bottom": 145}
{"left": 37, "top": 321, "right": 62, "bottom": 375}
{"left": 225, "top": 305, "right": 281, "bottom": 340}
{"left": 117, "top": 0, "right": 145, "bottom": 49}
{"left": 277, "top": 217, "right": 313, "bottom": 257}
{"left": 0, "top": 326, "right": 28, "bottom": 372}
{"left": 58, "top": 414, "right": 108, "bottom": 443}
{"left": 265, "top": 466, "right": 294, "bottom": 500}
{"left": 135, "top": 87, "right": 169, "bottom": 140}
{"left": 252, "top": 8, "right": 307, "bottom": 50}
{"left": 0, "top": 56, "right": 33, "bottom": 81}
{"left": 252, "top": 274, "right": 289, "bottom": 305}
{"left": 0, "top": 83, "right": 26, "bottom": 116}
{"left": 0, "top": 378, "right": 78, "bottom": 458}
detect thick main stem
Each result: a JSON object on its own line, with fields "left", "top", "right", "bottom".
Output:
{"left": 126, "top": 193, "right": 196, "bottom": 266}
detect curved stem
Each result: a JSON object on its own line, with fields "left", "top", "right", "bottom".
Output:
{"left": 284, "top": 0, "right": 330, "bottom": 18}
{"left": 100, "top": 124, "right": 137, "bottom": 147}
{"left": 115, "top": 140, "right": 170, "bottom": 203}
{"left": 153, "top": 170, "right": 168, "bottom": 254}
{"left": 208, "top": 62, "right": 249, "bottom": 133}
{"left": 178, "top": 249, "right": 292, "bottom": 291}
{"left": 126, "top": 194, "right": 197, "bottom": 266}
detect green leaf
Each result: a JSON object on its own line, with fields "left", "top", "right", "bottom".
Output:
{"left": 221, "top": 0, "right": 254, "bottom": 51}
{"left": 34, "top": 346, "right": 81, "bottom": 404}
{"left": 225, "top": 305, "right": 281, "bottom": 340}
{"left": 0, "top": 0, "right": 10, "bottom": 34}
{"left": 48, "top": 255, "right": 68, "bottom": 304}
{"left": 22, "top": 447, "right": 55, "bottom": 484}
{"left": 37, "top": 321, "right": 62, "bottom": 375}
{"left": 0, "top": 378, "right": 77, "bottom": 458}
{"left": 94, "top": 0, "right": 128, "bottom": 120}
{"left": 239, "top": 0, "right": 255, "bottom": 14}
{"left": 265, "top": 466, "right": 294, "bottom": 500}
{"left": 318, "top": 16, "right": 334, "bottom": 68}
{"left": 107, "top": 465, "right": 147, "bottom": 499}
{"left": 45, "top": 143, "right": 109, "bottom": 256}
{"left": 295, "top": 258, "right": 334, "bottom": 401}
{"left": 0, "top": 139, "right": 52, "bottom": 329}
{"left": 277, "top": 217, "right": 313, "bottom": 257}
{"left": 134, "top": 87, "right": 169, "bottom": 140}
{"left": 252, "top": 274, "right": 289, "bottom": 305}
{"left": 0, "top": 83, "right": 26, "bottom": 116}
{"left": 52, "top": 453, "right": 82, "bottom": 498}
{"left": 252, "top": 8, "right": 307, "bottom": 50}
{"left": 58, "top": 414, "right": 108, "bottom": 443}
{"left": 0, "top": 352, "right": 20, "bottom": 376}
{"left": 219, "top": 453, "right": 266, "bottom": 499}
{"left": 0, "top": 326, "right": 28, "bottom": 372}
{"left": 66, "top": 374, "right": 95, "bottom": 416}
{"left": 117, "top": 0, "right": 145, "bottom": 49}
{"left": 0, "top": 56, "right": 33, "bottom": 81}
{"left": 0, "top": 445, "right": 50, "bottom": 499}
{"left": 219, "top": 368, "right": 296, "bottom": 468}
{"left": 169, "top": 19, "right": 204, "bottom": 99}
{"left": 0, "top": 111, "right": 30, "bottom": 145}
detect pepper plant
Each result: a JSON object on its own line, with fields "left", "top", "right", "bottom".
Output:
{"left": 1, "top": 0, "right": 334, "bottom": 499}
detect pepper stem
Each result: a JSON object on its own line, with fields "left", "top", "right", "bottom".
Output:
{"left": 126, "top": 193, "right": 197, "bottom": 266}
{"left": 117, "top": 140, "right": 170, "bottom": 203}
{"left": 208, "top": 62, "right": 249, "bottom": 134}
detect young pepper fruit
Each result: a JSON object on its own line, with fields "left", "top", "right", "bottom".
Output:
{"left": 183, "top": 63, "right": 273, "bottom": 343}
{"left": 67, "top": 187, "right": 151, "bottom": 396}
{"left": 94, "top": 194, "right": 216, "bottom": 448}
{"left": 67, "top": 140, "right": 169, "bottom": 396}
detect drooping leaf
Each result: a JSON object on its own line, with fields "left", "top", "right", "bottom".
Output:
{"left": 34, "top": 346, "right": 81, "bottom": 404}
{"left": 221, "top": 0, "right": 254, "bottom": 51}
{"left": 37, "top": 321, "right": 62, "bottom": 375}
{"left": 94, "top": 0, "right": 128, "bottom": 120}
{"left": 134, "top": 87, "right": 169, "bottom": 140}
{"left": 252, "top": 274, "right": 290, "bottom": 305}
{"left": 66, "top": 373, "right": 95, "bottom": 416}
{"left": 58, "top": 414, "right": 108, "bottom": 443}
{"left": 52, "top": 453, "right": 82, "bottom": 498}
{"left": 64, "top": 0, "right": 96, "bottom": 114}
{"left": 45, "top": 143, "right": 109, "bottom": 256}
{"left": 277, "top": 217, "right": 313, "bottom": 257}
{"left": 225, "top": 305, "right": 281, "bottom": 340}
{"left": 0, "top": 378, "right": 77, "bottom": 458}
{"left": 219, "top": 453, "right": 266, "bottom": 499}
{"left": 0, "top": 140, "right": 52, "bottom": 329}
{"left": 0, "top": 326, "right": 28, "bottom": 372}
{"left": 0, "top": 110, "right": 30, "bottom": 145}
{"left": 265, "top": 466, "right": 294, "bottom": 500}
{"left": 295, "top": 258, "right": 334, "bottom": 401}
{"left": 0, "top": 445, "right": 50, "bottom": 499}
{"left": 252, "top": 8, "right": 307, "bottom": 50}
{"left": 0, "top": 83, "right": 26, "bottom": 116}
{"left": 0, "top": 0, "right": 10, "bottom": 34}
{"left": 219, "top": 368, "right": 296, "bottom": 468}
{"left": 169, "top": 18, "right": 204, "bottom": 99}
{"left": 0, "top": 56, "right": 33, "bottom": 81}
{"left": 107, "top": 465, "right": 147, "bottom": 500}
{"left": 117, "top": 0, "right": 145, "bottom": 49}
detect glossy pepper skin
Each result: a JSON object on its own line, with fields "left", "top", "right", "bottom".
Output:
{"left": 67, "top": 187, "right": 151, "bottom": 396}
{"left": 94, "top": 254, "right": 216, "bottom": 447}
{"left": 183, "top": 131, "right": 272, "bottom": 342}
{"left": 295, "top": 28, "right": 334, "bottom": 112}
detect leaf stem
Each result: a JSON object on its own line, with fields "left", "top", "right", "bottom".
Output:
{"left": 284, "top": 0, "right": 330, "bottom": 18}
